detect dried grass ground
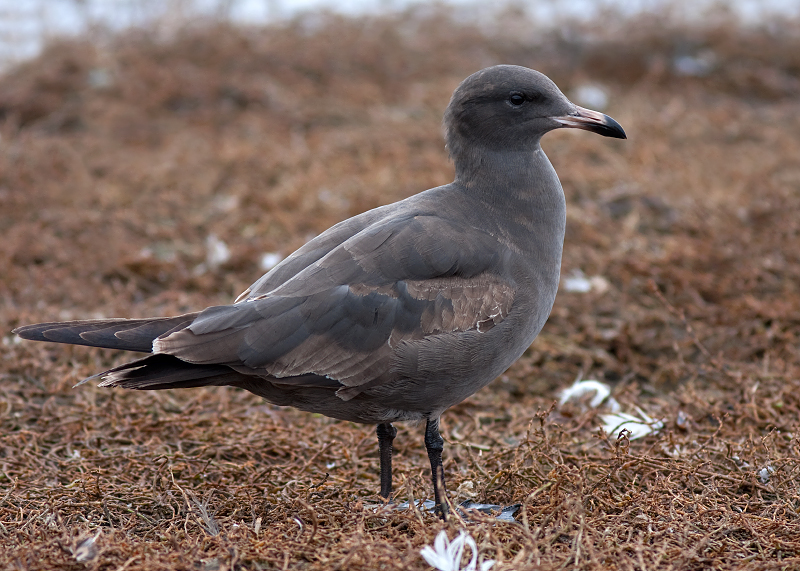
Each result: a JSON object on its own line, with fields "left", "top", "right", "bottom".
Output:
{"left": 2, "top": 8, "right": 800, "bottom": 570}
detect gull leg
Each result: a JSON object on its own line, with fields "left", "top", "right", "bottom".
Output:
{"left": 425, "top": 417, "right": 449, "bottom": 519}
{"left": 377, "top": 422, "right": 397, "bottom": 500}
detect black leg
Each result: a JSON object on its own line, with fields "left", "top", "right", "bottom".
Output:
{"left": 424, "top": 417, "right": 448, "bottom": 519}
{"left": 377, "top": 422, "right": 397, "bottom": 500}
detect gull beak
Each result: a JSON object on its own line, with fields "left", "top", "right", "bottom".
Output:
{"left": 553, "top": 105, "right": 627, "bottom": 139}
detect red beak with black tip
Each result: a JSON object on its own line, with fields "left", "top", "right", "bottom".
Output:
{"left": 554, "top": 105, "right": 627, "bottom": 139}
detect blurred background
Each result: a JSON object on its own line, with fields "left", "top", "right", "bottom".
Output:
{"left": 2, "top": 1, "right": 800, "bottom": 569}
{"left": 2, "top": 0, "right": 799, "bottom": 68}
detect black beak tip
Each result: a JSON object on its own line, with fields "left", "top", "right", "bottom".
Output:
{"left": 603, "top": 114, "right": 627, "bottom": 140}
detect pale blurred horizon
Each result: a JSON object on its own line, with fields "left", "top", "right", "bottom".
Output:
{"left": 1, "top": 0, "right": 798, "bottom": 70}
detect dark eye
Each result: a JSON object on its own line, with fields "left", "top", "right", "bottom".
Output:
{"left": 508, "top": 92, "right": 525, "bottom": 106}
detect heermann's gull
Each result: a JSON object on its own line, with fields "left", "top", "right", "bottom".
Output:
{"left": 14, "top": 65, "right": 625, "bottom": 517}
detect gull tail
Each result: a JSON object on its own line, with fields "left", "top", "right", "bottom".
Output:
{"left": 13, "top": 313, "right": 245, "bottom": 390}
{"left": 95, "top": 354, "right": 243, "bottom": 390}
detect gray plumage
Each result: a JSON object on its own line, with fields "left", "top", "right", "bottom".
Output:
{"left": 14, "top": 65, "right": 626, "bottom": 515}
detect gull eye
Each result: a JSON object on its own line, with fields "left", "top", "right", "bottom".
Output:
{"left": 508, "top": 92, "right": 525, "bottom": 106}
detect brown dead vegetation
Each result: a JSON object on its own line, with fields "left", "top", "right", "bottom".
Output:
{"left": 2, "top": 5, "right": 800, "bottom": 570}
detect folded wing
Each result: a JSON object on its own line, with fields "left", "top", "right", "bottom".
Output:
{"left": 153, "top": 215, "right": 516, "bottom": 398}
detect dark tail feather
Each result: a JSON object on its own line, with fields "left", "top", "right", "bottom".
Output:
{"left": 13, "top": 313, "right": 199, "bottom": 353}
{"left": 96, "top": 354, "right": 244, "bottom": 390}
